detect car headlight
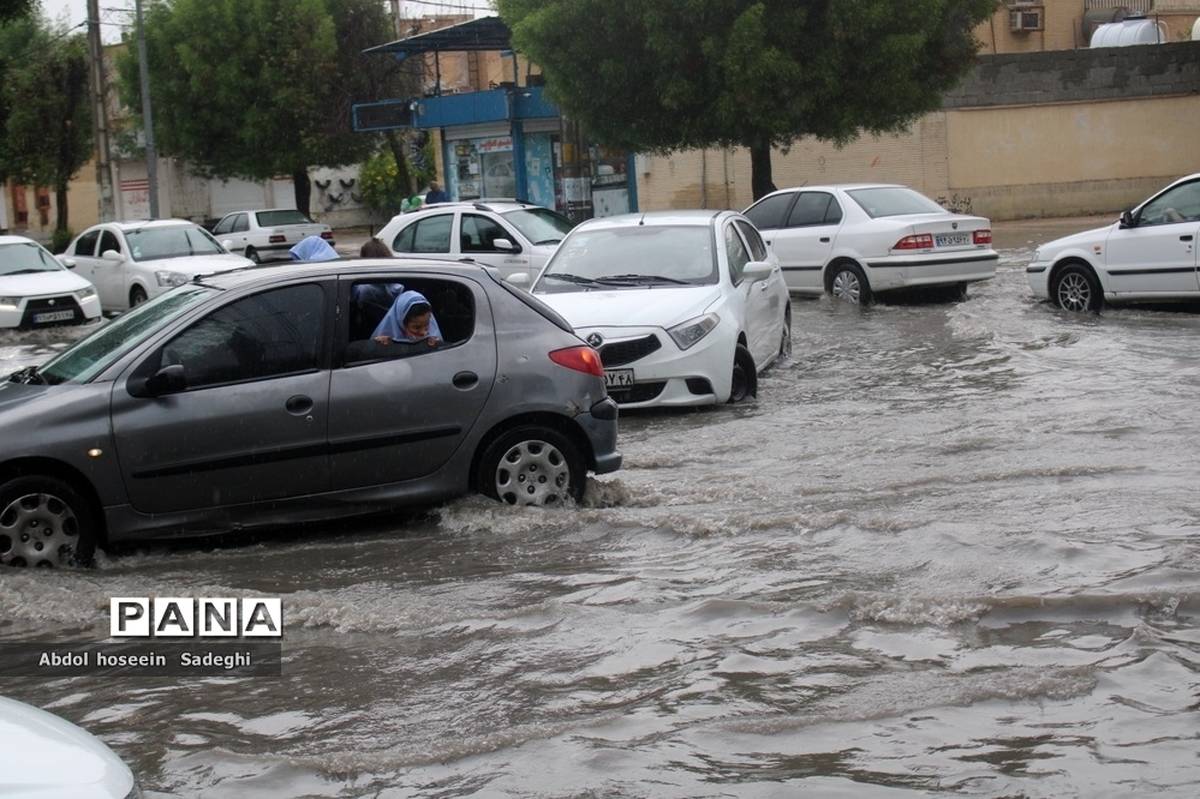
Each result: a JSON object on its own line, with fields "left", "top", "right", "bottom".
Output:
{"left": 74, "top": 286, "right": 96, "bottom": 300}
{"left": 155, "top": 270, "right": 189, "bottom": 288}
{"left": 0, "top": 296, "right": 20, "bottom": 308}
{"left": 667, "top": 313, "right": 720, "bottom": 351}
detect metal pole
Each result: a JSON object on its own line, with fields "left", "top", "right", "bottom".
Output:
{"left": 135, "top": 0, "right": 160, "bottom": 219}
{"left": 86, "top": 0, "right": 116, "bottom": 221}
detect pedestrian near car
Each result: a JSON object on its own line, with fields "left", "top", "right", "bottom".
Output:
{"left": 290, "top": 235, "right": 339, "bottom": 262}
{"left": 360, "top": 238, "right": 392, "bottom": 258}
{"left": 425, "top": 181, "right": 450, "bottom": 205}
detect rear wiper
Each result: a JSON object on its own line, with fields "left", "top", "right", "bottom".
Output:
{"left": 595, "top": 273, "right": 692, "bottom": 286}
{"left": 9, "top": 365, "right": 45, "bottom": 385}
{"left": 544, "top": 273, "right": 601, "bottom": 286}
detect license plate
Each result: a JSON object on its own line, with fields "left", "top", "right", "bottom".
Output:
{"left": 936, "top": 233, "right": 971, "bottom": 247}
{"left": 33, "top": 310, "right": 74, "bottom": 323}
{"left": 604, "top": 369, "right": 634, "bottom": 389}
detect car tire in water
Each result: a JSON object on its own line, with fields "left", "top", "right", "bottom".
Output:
{"left": 129, "top": 286, "right": 148, "bottom": 308}
{"left": 778, "top": 309, "right": 792, "bottom": 361}
{"left": 728, "top": 344, "right": 757, "bottom": 403}
{"left": 949, "top": 282, "right": 969, "bottom": 301}
{"left": 1051, "top": 263, "right": 1102, "bottom": 313}
{"left": 246, "top": 246, "right": 262, "bottom": 264}
{"left": 828, "top": 262, "right": 872, "bottom": 305}
{"left": 0, "top": 475, "right": 97, "bottom": 568}
{"left": 477, "top": 425, "right": 586, "bottom": 506}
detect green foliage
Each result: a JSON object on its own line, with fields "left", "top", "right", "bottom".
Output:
{"left": 50, "top": 227, "right": 74, "bottom": 254}
{"left": 0, "top": 0, "right": 33, "bottom": 24}
{"left": 359, "top": 138, "right": 436, "bottom": 216}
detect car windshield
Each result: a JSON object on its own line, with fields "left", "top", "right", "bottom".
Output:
{"left": 501, "top": 207, "right": 574, "bottom": 246}
{"left": 36, "top": 285, "right": 216, "bottom": 384}
{"left": 256, "top": 210, "right": 312, "bottom": 227}
{"left": 125, "top": 225, "right": 225, "bottom": 261}
{"left": 846, "top": 187, "right": 946, "bottom": 218}
{"left": 0, "top": 242, "right": 64, "bottom": 275}
{"left": 534, "top": 225, "right": 716, "bottom": 293}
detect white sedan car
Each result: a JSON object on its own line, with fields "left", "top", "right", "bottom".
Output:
{"left": 212, "top": 208, "right": 334, "bottom": 263}
{"left": 1028, "top": 172, "right": 1200, "bottom": 312}
{"left": 0, "top": 235, "right": 101, "bottom": 328}
{"left": 744, "top": 183, "right": 998, "bottom": 303}
{"left": 62, "top": 220, "right": 253, "bottom": 313}
{"left": 0, "top": 696, "right": 138, "bottom": 798}
{"left": 528, "top": 210, "right": 790, "bottom": 408}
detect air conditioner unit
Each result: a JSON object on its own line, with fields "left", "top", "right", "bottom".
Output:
{"left": 1010, "top": 8, "right": 1044, "bottom": 32}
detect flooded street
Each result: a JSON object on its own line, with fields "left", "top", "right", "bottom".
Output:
{"left": 2, "top": 220, "right": 1198, "bottom": 797}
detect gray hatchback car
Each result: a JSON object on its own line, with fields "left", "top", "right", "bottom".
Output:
{"left": 0, "top": 259, "right": 621, "bottom": 568}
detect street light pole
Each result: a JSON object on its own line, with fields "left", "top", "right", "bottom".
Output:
{"left": 86, "top": 0, "right": 116, "bottom": 222}
{"left": 134, "top": 0, "right": 159, "bottom": 219}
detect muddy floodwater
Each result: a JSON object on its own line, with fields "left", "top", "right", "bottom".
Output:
{"left": 1, "top": 219, "right": 1198, "bottom": 797}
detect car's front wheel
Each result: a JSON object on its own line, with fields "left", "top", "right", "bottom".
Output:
{"left": 477, "top": 426, "right": 586, "bottom": 506}
{"left": 828, "top": 262, "right": 872, "bottom": 305}
{"left": 1051, "top": 263, "right": 1102, "bottom": 313}
{"left": 245, "top": 246, "right": 262, "bottom": 264}
{"left": 129, "top": 286, "right": 148, "bottom": 308}
{"left": 778, "top": 308, "right": 792, "bottom": 361}
{"left": 728, "top": 344, "right": 757, "bottom": 403}
{"left": 0, "top": 475, "right": 97, "bottom": 568}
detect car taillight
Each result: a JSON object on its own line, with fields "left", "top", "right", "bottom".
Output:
{"left": 973, "top": 229, "right": 992, "bottom": 245}
{"left": 893, "top": 234, "right": 934, "bottom": 250}
{"left": 268, "top": 234, "right": 286, "bottom": 243}
{"left": 320, "top": 231, "right": 333, "bottom": 240}
{"left": 549, "top": 346, "right": 604, "bottom": 377}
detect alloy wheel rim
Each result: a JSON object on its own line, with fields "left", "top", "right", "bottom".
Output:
{"left": 495, "top": 441, "right": 571, "bottom": 506}
{"left": 1058, "top": 273, "right": 1091, "bottom": 312}
{"left": 0, "top": 492, "right": 80, "bottom": 568}
{"left": 832, "top": 271, "right": 861, "bottom": 303}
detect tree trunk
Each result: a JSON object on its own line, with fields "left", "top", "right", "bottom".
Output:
{"left": 293, "top": 168, "right": 312, "bottom": 216}
{"left": 55, "top": 181, "right": 69, "bottom": 234}
{"left": 749, "top": 139, "right": 777, "bottom": 201}
{"left": 384, "top": 130, "right": 414, "bottom": 196}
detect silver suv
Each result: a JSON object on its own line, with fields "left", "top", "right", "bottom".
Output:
{"left": 0, "top": 259, "right": 621, "bottom": 568}
{"left": 376, "top": 201, "right": 574, "bottom": 282}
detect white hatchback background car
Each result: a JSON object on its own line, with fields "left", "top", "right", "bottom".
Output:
{"left": 745, "top": 184, "right": 998, "bottom": 303}
{"left": 0, "top": 235, "right": 101, "bottom": 328}
{"left": 1027, "top": 172, "right": 1200, "bottom": 312}
{"left": 211, "top": 208, "right": 334, "bottom": 263}
{"left": 528, "top": 210, "right": 790, "bottom": 408}
{"left": 376, "top": 200, "right": 573, "bottom": 282}
{"left": 0, "top": 696, "right": 138, "bottom": 798}
{"left": 62, "top": 220, "right": 253, "bottom": 312}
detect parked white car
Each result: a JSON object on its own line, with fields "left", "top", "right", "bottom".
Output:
{"left": 1027, "top": 172, "right": 1200, "bottom": 312}
{"left": 212, "top": 208, "right": 334, "bottom": 263}
{"left": 528, "top": 210, "right": 790, "bottom": 407}
{"left": 744, "top": 183, "right": 998, "bottom": 303}
{"left": 0, "top": 235, "right": 101, "bottom": 328}
{"left": 62, "top": 220, "right": 253, "bottom": 313}
{"left": 0, "top": 696, "right": 138, "bottom": 798}
{"left": 377, "top": 200, "right": 573, "bottom": 282}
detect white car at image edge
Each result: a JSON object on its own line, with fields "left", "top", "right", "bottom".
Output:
{"left": 1027, "top": 172, "right": 1200, "bottom": 311}
{"left": 527, "top": 210, "right": 790, "bottom": 408}
{"left": 0, "top": 696, "right": 139, "bottom": 798}
{"left": 211, "top": 207, "right": 334, "bottom": 263}
{"left": 0, "top": 235, "right": 102, "bottom": 328}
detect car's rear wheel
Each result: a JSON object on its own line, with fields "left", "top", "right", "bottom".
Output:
{"left": 477, "top": 426, "right": 586, "bottom": 506}
{"left": 129, "top": 286, "right": 147, "bottom": 308}
{"left": 1051, "top": 263, "right": 1102, "bottom": 313}
{"left": 778, "top": 308, "right": 792, "bottom": 360}
{"left": 0, "top": 476, "right": 97, "bottom": 568}
{"left": 245, "top": 246, "right": 262, "bottom": 264}
{"left": 949, "top": 282, "right": 969, "bottom": 301}
{"left": 728, "top": 344, "right": 757, "bottom": 403}
{"left": 829, "top": 262, "right": 872, "bottom": 305}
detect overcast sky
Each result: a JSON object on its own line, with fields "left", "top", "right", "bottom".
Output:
{"left": 42, "top": 0, "right": 129, "bottom": 43}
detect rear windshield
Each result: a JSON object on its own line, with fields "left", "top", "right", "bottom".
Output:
{"left": 257, "top": 210, "right": 312, "bottom": 227}
{"left": 486, "top": 270, "right": 574, "bottom": 334}
{"left": 846, "top": 187, "right": 945, "bottom": 218}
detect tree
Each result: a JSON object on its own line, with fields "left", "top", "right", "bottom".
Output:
{"left": 0, "top": 19, "right": 92, "bottom": 238}
{"left": 498, "top": 0, "right": 997, "bottom": 200}
{"left": 0, "top": 0, "right": 32, "bottom": 24}
{"left": 118, "top": 0, "right": 404, "bottom": 215}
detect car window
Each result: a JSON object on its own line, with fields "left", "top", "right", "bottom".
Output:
{"left": 344, "top": 277, "right": 476, "bottom": 364}
{"left": 501, "top": 207, "right": 573, "bottom": 245}
{"left": 157, "top": 284, "right": 324, "bottom": 390}
{"left": 734, "top": 220, "right": 768, "bottom": 261}
{"left": 212, "top": 216, "right": 234, "bottom": 235}
{"left": 825, "top": 197, "right": 844, "bottom": 225}
{"left": 73, "top": 230, "right": 100, "bottom": 257}
{"left": 391, "top": 221, "right": 416, "bottom": 253}
{"left": 536, "top": 225, "right": 718, "bottom": 291}
{"left": 724, "top": 223, "right": 751, "bottom": 284}
{"left": 1139, "top": 181, "right": 1200, "bottom": 226}
{"left": 232, "top": 214, "right": 249, "bottom": 233}
{"left": 257, "top": 210, "right": 311, "bottom": 227}
{"left": 125, "top": 225, "right": 226, "bottom": 261}
{"left": 461, "top": 214, "right": 513, "bottom": 253}
{"left": 787, "top": 192, "right": 835, "bottom": 227}
{"left": 744, "top": 193, "right": 795, "bottom": 231}
{"left": 0, "top": 241, "right": 64, "bottom": 275}
{"left": 847, "top": 187, "right": 945, "bottom": 218}
{"left": 393, "top": 214, "right": 452, "bottom": 254}
{"left": 99, "top": 231, "right": 122, "bottom": 256}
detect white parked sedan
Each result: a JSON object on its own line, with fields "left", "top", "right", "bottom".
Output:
{"left": 212, "top": 208, "right": 334, "bottom": 263}
{"left": 528, "top": 210, "right": 790, "bottom": 408}
{"left": 0, "top": 696, "right": 138, "bottom": 798}
{"left": 0, "top": 235, "right": 101, "bottom": 328}
{"left": 744, "top": 183, "right": 998, "bottom": 303}
{"left": 62, "top": 220, "right": 253, "bottom": 313}
{"left": 1028, "top": 172, "right": 1200, "bottom": 312}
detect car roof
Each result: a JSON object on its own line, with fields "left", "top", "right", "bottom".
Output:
{"left": 762, "top": 183, "right": 903, "bottom": 197}
{"left": 106, "top": 219, "right": 200, "bottom": 231}
{"left": 193, "top": 257, "right": 496, "bottom": 290}
{"left": 0, "top": 234, "right": 43, "bottom": 246}
{"left": 574, "top": 210, "right": 728, "bottom": 230}
{"left": 223, "top": 208, "right": 309, "bottom": 216}
{"left": 407, "top": 200, "right": 548, "bottom": 214}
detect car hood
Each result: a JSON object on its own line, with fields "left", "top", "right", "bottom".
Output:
{"left": 0, "top": 269, "right": 92, "bottom": 297}
{"left": 137, "top": 253, "right": 253, "bottom": 273}
{"left": 536, "top": 285, "right": 722, "bottom": 329}
{"left": 1036, "top": 223, "right": 1116, "bottom": 258}
{"left": 0, "top": 697, "right": 134, "bottom": 798}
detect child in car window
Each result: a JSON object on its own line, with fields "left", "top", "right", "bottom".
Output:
{"left": 372, "top": 290, "right": 442, "bottom": 348}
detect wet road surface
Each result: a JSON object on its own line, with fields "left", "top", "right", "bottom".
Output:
{"left": 1, "top": 219, "right": 1198, "bottom": 797}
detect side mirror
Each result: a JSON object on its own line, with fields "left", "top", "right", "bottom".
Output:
{"left": 505, "top": 271, "right": 531, "bottom": 288}
{"left": 128, "top": 364, "right": 186, "bottom": 398}
{"left": 492, "top": 238, "right": 518, "bottom": 252}
{"left": 743, "top": 260, "right": 773, "bottom": 282}
{"left": 59, "top": 257, "right": 76, "bottom": 269}
{"left": 101, "top": 249, "right": 123, "bottom": 263}
{"left": 1119, "top": 209, "right": 1136, "bottom": 229}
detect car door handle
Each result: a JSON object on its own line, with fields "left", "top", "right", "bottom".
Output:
{"left": 1182, "top": 235, "right": 1194, "bottom": 242}
{"left": 820, "top": 237, "right": 831, "bottom": 243}
{"left": 452, "top": 371, "right": 479, "bottom": 389}
{"left": 285, "top": 395, "right": 314, "bottom": 415}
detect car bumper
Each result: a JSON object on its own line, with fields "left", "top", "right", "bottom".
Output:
{"left": 579, "top": 324, "right": 734, "bottom": 408}
{"left": 576, "top": 397, "right": 622, "bottom": 474}
{"left": 865, "top": 251, "right": 999, "bottom": 291}
{"left": 0, "top": 294, "right": 102, "bottom": 328}
{"left": 1026, "top": 261, "right": 1051, "bottom": 299}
